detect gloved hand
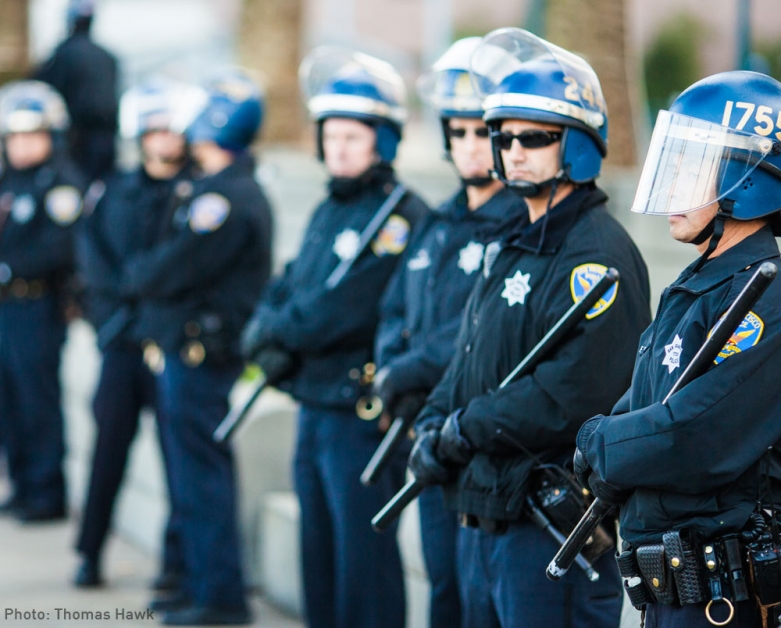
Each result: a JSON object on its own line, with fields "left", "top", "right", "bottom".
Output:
{"left": 408, "top": 429, "right": 452, "bottom": 486}
{"left": 240, "top": 313, "right": 268, "bottom": 361}
{"left": 587, "top": 472, "right": 631, "bottom": 507}
{"left": 573, "top": 448, "right": 592, "bottom": 492}
{"left": 392, "top": 391, "right": 429, "bottom": 424}
{"left": 436, "top": 410, "right": 473, "bottom": 466}
{"left": 255, "top": 346, "right": 296, "bottom": 387}
{"left": 372, "top": 366, "right": 398, "bottom": 415}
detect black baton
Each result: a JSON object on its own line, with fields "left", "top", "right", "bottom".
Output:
{"left": 361, "top": 415, "right": 414, "bottom": 486}
{"left": 546, "top": 261, "right": 778, "bottom": 581}
{"left": 372, "top": 268, "right": 620, "bottom": 532}
{"left": 213, "top": 373, "right": 268, "bottom": 443}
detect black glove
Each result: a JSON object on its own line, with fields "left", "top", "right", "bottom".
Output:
{"left": 408, "top": 429, "right": 452, "bottom": 486}
{"left": 573, "top": 448, "right": 592, "bottom": 492}
{"left": 587, "top": 472, "right": 631, "bottom": 507}
{"left": 390, "top": 391, "right": 428, "bottom": 424}
{"left": 436, "top": 410, "right": 473, "bottom": 466}
{"left": 255, "top": 346, "right": 296, "bottom": 386}
{"left": 240, "top": 314, "right": 267, "bottom": 361}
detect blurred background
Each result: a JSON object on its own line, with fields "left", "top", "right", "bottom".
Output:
{"left": 0, "top": 1, "right": 780, "bottom": 627}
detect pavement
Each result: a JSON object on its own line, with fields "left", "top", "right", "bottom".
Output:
{"left": 0, "top": 492, "right": 304, "bottom": 628}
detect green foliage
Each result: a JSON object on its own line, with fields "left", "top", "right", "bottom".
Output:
{"left": 754, "top": 39, "right": 781, "bottom": 80}
{"left": 643, "top": 13, "right": 705, "bottom": 120}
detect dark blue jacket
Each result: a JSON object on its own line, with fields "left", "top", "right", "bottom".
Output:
{"left": 75, "top": 164, "right": 195, "bottom": 349}
{"left": 375, "top": 186, "right": 522, "bottom": 395}
{"left": 123, "top": 154, "right": 273, "bottom": 365}
{"left": 33, "top": 32, "right": 118, "bottom": 131}
{"left": 0, "top": 156, "right": 86, "bottom": 289}
{"left": 418, "top": 185, "right": 651, "bottom": 521}
{"left": 581, "top": 226, "right": 781, "bottom": 545}
{"left": 251, "top": 165, "right": 429, "bottom": 410}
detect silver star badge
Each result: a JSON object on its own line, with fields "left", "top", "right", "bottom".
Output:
{"left": 458, "top": 241, "right": 485, "bottom": 275}
{"left": 501, "top": 270, "right": 532, "bottom": 307}
{"left": 662, "top": 334, "right": 683, "bottom": 374}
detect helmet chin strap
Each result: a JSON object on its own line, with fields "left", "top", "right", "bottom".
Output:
{"left": 690, "top": 199, "right": 734, "bottom": 273}
{"left": 460, "top": 176, "right": 495, "bottom": 188}
{"left": 500, "top": 169, "right": 567, "bottom": 198}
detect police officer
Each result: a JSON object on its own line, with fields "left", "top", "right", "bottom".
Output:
{"left": 0, "top": 81, "right": 86, "bottom": 522}
{"left": 408, "top": 28, "right": 651, "bottom": 627}
{"left": 240, "top": 47, "right": 428, "bottom": 628}
{"left": 71, "top": 78, "right": 205, "bottom": 589}
{"left": 33, "top": 0, "right": 119, "bottom": 181}
{"left": 120, "top": 70, "right": 272, "bottom": 625}
{"left": 575, "top": 71, "right": 781, "bottom": 628}
{"left": 374, "top": 37, "right": 523, "bottom": 628}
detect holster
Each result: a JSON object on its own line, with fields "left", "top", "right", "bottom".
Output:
{"left": 616, "top": 543, "right": 653, "bottom": 611}
{"left": 663, "top": 530, "right": 709, "bottom": 605}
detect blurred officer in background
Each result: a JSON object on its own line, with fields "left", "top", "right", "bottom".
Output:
{"left": 408, "top": 28, "right": 651, "bottom": 627}
{"left": 0, "top": 81, "right": 86, "bottom": 522}
{"left": 33, "top": 0, "right": 119, "bottom": 181}
{"left": 576, "top": 71, "right": 781, "bottom": 628}
{"left": 119, "top": 69, "right": 273, "bottom": 626}
{"left": 373, "top": 37, "right": 523, "bottom": 628}
{"left": 72, "top": 78, "right": 206, "bottom": 589}
{"left": 240, "top": 47, "right": 428, "bottom": 628}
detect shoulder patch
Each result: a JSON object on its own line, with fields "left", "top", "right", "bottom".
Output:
{"left": 371, "top": 214, "right": 410, "bottom": 257}
{"left": 570, "top": 263, "right": 618, "bottom": 319}
{"left": 45, "top": 186, "right": 82, "bottom": 225}
{"left": 188, "top": 193, "right": 231, "bottom": 234}
{"left": 711, "top": 311, "right": 764, "bottom": 365}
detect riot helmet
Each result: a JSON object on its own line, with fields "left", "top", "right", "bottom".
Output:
{"left": 185, "top": 68, "right": 264, "bottom": 152}
{"left": 120, "top": 77, "right": 208, "bottom": 139}
{"left": 0, "top": 80, "right": 69, "bottom": 136}
{"left": 471, "top": 27, "right": 608, "bottom": 196}
{"left": 299, "top": 46, "right": 407, "bottom": 163}
{"left": 418, "top": 37, "right": 484, "bottom": 153}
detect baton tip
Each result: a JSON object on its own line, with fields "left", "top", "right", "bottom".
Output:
{"left": 605, "top": 267, "right": 620, "bottom": 282}
{"left": 546, "top": 562, "right": 567, "bottom": 581}
{"left": 759, "top": 261, "right": 778, "bottom": 279}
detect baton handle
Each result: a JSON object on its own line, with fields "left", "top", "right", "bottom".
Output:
{"left": 371, "top": 478, "right": 424, "bottom": 532}
{"left": 361, "top": 416, "right": 412, "bottom": 486}
{"left": 213, "top": 374, "right": 268, "bottom": 443}
{"left": 546, "top": 498, "right": 612, "bottom": 581}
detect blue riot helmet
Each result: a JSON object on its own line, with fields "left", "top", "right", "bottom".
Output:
{"left": 299, "top": 46, "right": 407, "bottom": 163}
{"left": 470, "top": 28, "right": 608, "bottom": 196}
{"left": 120, "top": 77, "right": 208, "bottom": 139}
{"left": 67, "top": 0, "right": 95, "bottom": 32}
{"left": 0, "top": 80, "right": 69, "bottom": 136}
{"left": 186, "top": 69, "right": 264, "bottom": 152}
{"left": 418, "top": 37, "right": 485, "bottom": 154}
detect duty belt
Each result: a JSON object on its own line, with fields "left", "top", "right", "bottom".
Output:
{"left": 0, "top": 278, "right": 48, "bottom": 301}
{"left": 618, "top": 530, "right": 751, "bottom": 626}
{"left": 460, "top": 513, "right": 509, "bottom": 535}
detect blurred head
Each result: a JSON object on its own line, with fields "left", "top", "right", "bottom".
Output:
{"left": 190, "top": 140, "right": 235, "bottom": 175}
{"left": 447, "top": 118, "right": 495, "bottom": 184}
{"left": 67, "top": 0, "right": 94, "bottom": 33}
{"left": 300, "top": 46, "right": 406, "bottom": 166}
{"left": 140, "top": 129, "right": 187, "bottom": 178}
{"left": 321, "top": 117, "right": 378, "bottom": 178}
{"left": 186, "top": 68, "right": 264, "bottom": 153}
{"left": 471, "top": 28, "right": 607, "bottom": 197}
{"left": 5, "top": 132, "right": 53, "bottom": 169}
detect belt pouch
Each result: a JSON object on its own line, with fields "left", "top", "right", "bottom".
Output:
{"left": 663, "top": 530, "right": 708, "bottom": 605}
{"left": 616, "top": 544, "right": 653, "bottom": 610}
{"left": 637, "top": 543, "right": 678, "bottom": 605}
{"left": 721, "top": 534, "right": 750, "bottom": 602}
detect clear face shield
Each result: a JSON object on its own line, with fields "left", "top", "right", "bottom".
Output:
{"left": 631, "top": 110, "right": 778, "bottom": 215}
{"left": 119, "top": 80, "right": 209, "bottom": 139}
{"left": 0, "top": 81, "right": 69, "bottom": 135}
{"left": 417, "top": 37, "right": 483, "bottom": 113}
{"left": 298, "top": 46, "right": 407, "bottom": 125}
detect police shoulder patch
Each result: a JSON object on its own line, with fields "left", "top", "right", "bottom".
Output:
{"left": 570, "top": 263, "right": 618, "bottom": 319}
{"left": 371, "top": 214, "right": 410, "bottom": 257}
{"left": 188, "top": 193, "right": 231, "bottom": 234}
{"left": 711, "top": 311, "right": 764, "bottom": 365}
{"left": 45, "top": 186, "right": 82, "bottom": 225}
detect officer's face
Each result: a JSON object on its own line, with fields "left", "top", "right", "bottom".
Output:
{"left": 668, "top": 204, "right": 718, "bottom": 247}
{"left": 322, "top": 118, "right": 378, "bottom": 178}
{"left": 5, "top": 132, "right": 53, "bottom": 170}
{"left": 448, "top": 118, "right": 493, "bottom": 181}
{"left": 141, "top": 130, "right": 186, "bottom": 165}
{"left": 499, "top": 119, "right": 563, "bottom": 188}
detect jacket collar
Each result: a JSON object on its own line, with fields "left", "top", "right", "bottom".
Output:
{"left": 503, "top": 185, "right": 608, "bottom": 254}
{"left": 674, "top": 225, "right": 780, "bottom": 294}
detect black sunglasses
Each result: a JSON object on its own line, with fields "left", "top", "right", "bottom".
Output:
{"left": 447, "top": 126, "right": 490, "bottom": 139}
{"left": 493, "top": 129, "right": 563, "bottom": 150}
